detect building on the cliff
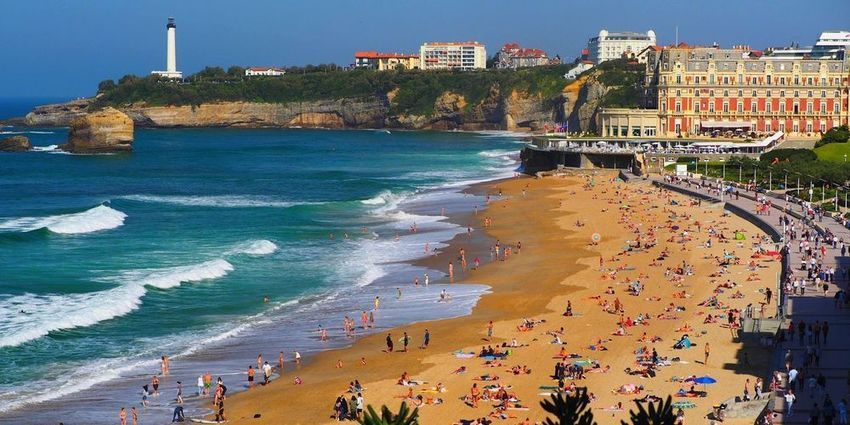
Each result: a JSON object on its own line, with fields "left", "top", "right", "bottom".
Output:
{"left": 151, "top": 17, "right": 183, "bottom": 79}
{"left": 245, "top": 67, "right": 286, "bottom": 77}
{"left": 598, "top": 108, "right": 660, "bottom": 137}
{"left": 565, "top": 61, "right": 594, "bottom": 80}
{"left": 648, "top": 39, "right": 850, "bottom": 138}
{"left": 587, "top": 29, "right": 656, "bottom": 64}
{"left": 765, "top": 31, "right": 850, "bottom": 60}
{"left": 495, "top": 43, "right": 550, "bottom": 69}
{"left": 353, "top": 52, "right": 421, "bottom": 70}
{"left": 420, "top": 41, "right": 487, "bottom": 70}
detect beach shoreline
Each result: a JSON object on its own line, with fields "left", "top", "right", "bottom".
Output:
{"left": 216, "top": 171, "right": 780, "bottom": 425}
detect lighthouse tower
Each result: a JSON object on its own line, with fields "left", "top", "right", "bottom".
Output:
{"left": 152, "top": 17, "right": 183, "bottom": 79}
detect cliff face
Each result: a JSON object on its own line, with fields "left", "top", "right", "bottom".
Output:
{"left": 561, "top": 74, "right": 609, "bottom": 134}
{"left": 24, "top": 87, "right": 566, "bottom": 131}
{"left": 0, "top": 136, "right": 31, "bottom": 152}
{"left": 61, "top": 107, "right": 134, "bottom": 153}
{"left": 25, "top": 98, "right": 95, "bottom": 127}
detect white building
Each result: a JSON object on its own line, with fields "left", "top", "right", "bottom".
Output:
{"left": 587, "top": 29, "right": 656, "bottom": 64}
{"left": 151, "top": 17, "right": 183, "bottom": 79}
{"left": 245, "top": 67, "right": 286, "bottom": 77}
{"left": 565, "top": 61, "right": 594, "bottom": 79}
{"left": 420, "top": 41, "right": 487, "bottom": 70}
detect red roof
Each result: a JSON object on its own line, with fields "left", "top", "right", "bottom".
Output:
{"left": 248, "top": 67, "right": 284, "bottom": 72}
{"left": 502, "top": 43, "right": 521, "bottom": 51}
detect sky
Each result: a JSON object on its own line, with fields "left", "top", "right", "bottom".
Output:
{"left": 1, "top": 0, "right": 848, "bottom": 99}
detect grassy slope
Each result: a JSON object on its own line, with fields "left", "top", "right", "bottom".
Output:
{"left": 814, "top": 142, "right": 850, "bottom": 162}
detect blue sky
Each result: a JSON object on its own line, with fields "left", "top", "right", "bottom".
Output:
{"left": 2, "top": 0, "right": 848, "bottom": 98}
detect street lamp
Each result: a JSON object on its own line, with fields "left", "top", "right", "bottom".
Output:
{"left": 844, "top": 154, "right": 846, "bottom": 163}
{"left": 703, "top": 159, "right": 709, "bottom": 175}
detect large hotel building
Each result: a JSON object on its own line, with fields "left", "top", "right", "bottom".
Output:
{"left": 420, "top": 41, "right": 487, "bottom": 70}
{"left": 600, "top": 31, "right": 850, "bottom": 140}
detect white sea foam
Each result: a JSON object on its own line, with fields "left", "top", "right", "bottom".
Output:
{"left": 31, "top": 144, "right": 59, "bottom": 152}
{"left": 120, "top": 194, "right": 309, "bottom": 208}
{"left": 229, "top": 239, "right": 279, "bottom": 256}
{"left": 0, "top": 130, "right": 56, "bottom": 135}
{"left": 0, "top": 258, "right": 237, "bottom": 349}
{"left": 118, "top": 259, "right": 234, "bottom": 290}
{"left": 0, "top": 205, "right": 127, "bottom": 234}
{"left": 0, "top": 284, "right": 146, "bottom": 348}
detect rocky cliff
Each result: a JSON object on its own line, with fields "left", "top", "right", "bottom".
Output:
{"left": 0, "top": 135, "right": 31, "bottom": 152}
{"left": 60, "top": 107, "right": 134, "bottom": 153}
{"left": 25, "top": 88, "right": 564, "bottom": 131}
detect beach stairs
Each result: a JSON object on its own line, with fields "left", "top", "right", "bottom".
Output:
{"left": 715, "top": 396, "right": 770, "bottom": 419}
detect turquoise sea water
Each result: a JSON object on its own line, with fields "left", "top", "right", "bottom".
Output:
{"left": 0, "top": 102, "right": 522, "bottom": 423}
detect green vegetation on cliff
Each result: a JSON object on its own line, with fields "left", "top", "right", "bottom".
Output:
{"left": 594, "top": 59, "right": 645, "bottom": 108}
{"left": 94, "top": 65, "right": 575, "bottom": 116}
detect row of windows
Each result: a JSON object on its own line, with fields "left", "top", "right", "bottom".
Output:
{"left": 663, "top": 88, "right": 840, "bottom": 98}
{"left": 665, "top": 74, "right": 843, "bottom": 86}
{"left": 664, "top": 100, "right": 839, "bottom": 114}
{"left": 670, "top": 122, "right": 833, "bottom": 134}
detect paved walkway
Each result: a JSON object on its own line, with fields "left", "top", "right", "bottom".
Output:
{"left": 627, "top": 173, "right": 850, "bottom": 424}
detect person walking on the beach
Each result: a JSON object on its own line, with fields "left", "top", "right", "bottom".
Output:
{"left": 176, "top": 381, "right": 183, "bottom": 405}
{"left": 294, "top": 351, "right": 301, "bottom": 366}
{"left": 279, "top": 351, "right": 285, "bottom": 373}
{"left": 487, "top": 321, "right": 494, "bottom": 341}
{"left": 403, "top": 332, "right": 409, "bottom": 352}
{"left": 374, "top": 296, "right": 380, "bottom": 310}
{"left": 704, "top": 342, "right": 710, "bottom": 365}
{"left": 119, "top": 407, "right": 127, "bottom": 425}
{"left": 765, "top": 287, "right": 773, "bottom": 305}
{"left": 386, "top": 333, "right": 394, "bottom": 353}
{"left": 197, "top": 375, "right": 204, "bottom": 396}
{"left": 131, "top": 406, "right": 137, "bottom": 425}
{"left": 152, "top": 375, "right": 160, "bottom": 396}
{"left": 421, "top": 329, "right": 430, "bottom": 349}
{"left": 470, "top": 383, "right": 480, "bottom": 408}
{"left": 247, "top": 365, "right": 255, "bottom": 388}
{"left": 263, "top": 361, "right": 272, "bottom": 385}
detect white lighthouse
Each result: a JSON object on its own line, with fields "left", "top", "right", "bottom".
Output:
{"left": 152, "top": 17, "right": 183, "bottom": 79}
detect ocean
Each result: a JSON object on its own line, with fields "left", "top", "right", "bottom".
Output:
{"left": 0, "top": 100, "right": 523, "bottom": 424}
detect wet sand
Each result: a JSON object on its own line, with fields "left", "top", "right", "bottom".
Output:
{"left": 219, "top": 172, "right": 779, "bottom": 424}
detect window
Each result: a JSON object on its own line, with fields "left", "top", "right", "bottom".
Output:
{"left": 806, "top": 123, "right": 813, "bottom": 132}
{"left": 821, "top": 78, "right": 826, "bottom": 86}
{"left": 808, "top": 91, "right": 813, "bottom": 98}
{"left": 794, "top": 76, "right": 799, "bottom": 85}
{"left": 676, "top": 89, "right": 681, "bottom": 96}
{"left": 709, "top": 90, "right": 715, "bottom": 97}
{"left": 695, "top": 102, "right": 701, "bottom": 112}
{"left": 675, "top": 102, "right": 681, "bottom": 112}
{"left": 632, "top": 128, "right": 641, "bottom": 137}
{"left": 766, "top": 122, "right": 772, "bottom": 132}
{"left": 821, "top": 103, "right": 826, "bottom": 114}
{"left": 767, "top": 90, "right": 772, "bottom": 98}
{"left": 723, "top": 102, "right": 729, "bottom": 113}
{"left": 695, "top": 89, "right": 701, "bottom": 97}
{"left": 780, "top": 77, "right": 785, "bottom": 85}
{"left": 676, "top": 75, "right": 682, "bottom": 84}
{"left": 821, "top": 123, "right": 827, "bottom": 133}
{"left": 737, "top": 102, "right": 743, "bottom": 113}
{"left": 821, "top": 90, "right": 826, "bottom": 98}
{"left": 675, "top": 123, "right": 681, "bottom": 134}
{"left": 661, "top": 102, "right": 667, "bottom": 112}
{"left": 751, "top": 77, "right": 757, "bottom": 85}
{"left": 709, "top": 102, "right": 715, "bottom": 112}
{"left": 793, "top": 103, "right": 799, "bottom": 114}
{"left": 807, "top": 102, "right": 813, "bottom": 114}
{"left": 793, "top": 123, "right": 799, "bottom": 132}
{"left": 738, "top": 74, "right": 743, "bottom": 83}
{"left": 794, "top": 90, "right": 799, "bottom": 97}
{"left": 807, "top": 77, "right": 813, "bottom": 85}
{"left": 710, "top": 74, "right": 715, "bottom": 84}
{"left": 751, "top": 102, "right": 757, "bottom": 113}
{"left": 767, "top": 103, "right": 772, "bottom": 113}
{"left": 836, "top": 103, "right": 841, "bottom": 114}
{"left": 780, "top": 90, "right": 785, "bottom": 97}
{"left": 780, "top": 102, "right": 786, "bottom": 113}
{"left": 738, "top": 89, "right": 743, "bottom": 97}
{"left": 752, "top": 90, "right": 757, "bottom": 97}
{"left": 723, "top": 76, "right": 729, "bottom": 84}
{"left": 723, "top": 90, "right": 729, "bottom": 97}
{"left": 779, "top": 123, "right": 785, "bottom": 132}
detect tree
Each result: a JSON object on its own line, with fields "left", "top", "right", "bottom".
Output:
{"left": 815, "top": 125, "right": 850, "bottom": 148}
{"left": 118, "top": 74, "right": 139, "bottom": 86}
{"left": 226, "top": 66, "right": 246, "bottom": 79}
{"left": 540, "top": 389, "right": 596, "bottom": 425}
{"left": 622, "top": 395, "right": 676, "bottom": 425}
{"left": 97, "top": 79, "right": 116, "bottom": 93}
{"left": 357, "top": 402, "right": 418, "bottom": 425}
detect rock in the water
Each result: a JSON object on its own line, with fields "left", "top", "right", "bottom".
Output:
{"left": 61, "top": 107, "right": 134, "bottom": 153}
{"left": 0, "top": 135, "right": 31, "bottom": 152}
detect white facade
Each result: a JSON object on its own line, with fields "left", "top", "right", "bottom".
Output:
{"left": 420, "top": 42, "right": 487, "bottom": 70}
{"left": 565, "top": 62, "right": 594, "bottom": 79}
{"left": 587, "top": 29, "right": 656, "bottom": 64}
{"left": 152, "top": 17, "right": 183, "bottom": 79}
{"left": 245, "top": 67, "right": 286, "bottom": 77}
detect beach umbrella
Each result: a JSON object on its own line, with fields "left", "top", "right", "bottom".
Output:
{"left": 693, "top": 376, "right": 717, "bottom": 392}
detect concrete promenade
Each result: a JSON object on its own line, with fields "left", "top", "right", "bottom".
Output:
{"left": 630, "top": 173, "right": 850, "bottom": 424}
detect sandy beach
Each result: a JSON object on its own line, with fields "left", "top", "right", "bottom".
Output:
{"left": 216, "top": 172, "right": 780, "bottom": 424}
